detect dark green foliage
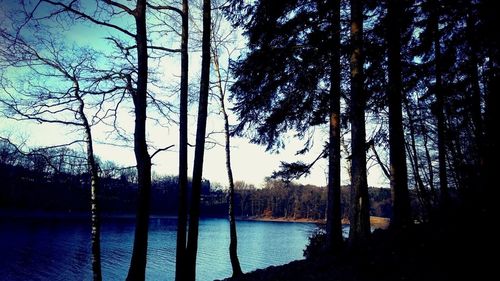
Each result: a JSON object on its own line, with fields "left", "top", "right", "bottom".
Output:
{"left": 303, "top": 225, "right": 327, "bottom": 259}
{"left": 229, "top": 0, "right": 334, "bottom": 151}
{"left": 270, "top": 161, "right": 315, "bottom": 184}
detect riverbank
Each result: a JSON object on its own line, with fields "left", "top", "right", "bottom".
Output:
{"left": 219, "top": 223, "right": 488, "bottom": 281}
{"left": 219, "top": 204, "right": 493, "bottom": 281}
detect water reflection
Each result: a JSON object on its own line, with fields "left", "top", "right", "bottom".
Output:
{"left": 0, "top": 217, "right": 316, "bottom": 281}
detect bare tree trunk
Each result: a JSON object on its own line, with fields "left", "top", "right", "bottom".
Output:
{"left": 212, "top": 32, "right": 243, "bottom": 277}
{"left": 422, "top": 127, "right": 436, "bottom": 199}
{"left": 369, "top": 142, "right": 391, "bottom": 180}
{"left": 185, "top": 0, "right": 211, "bottom": 280}
{"left": 75, "top": 83, "right": 102, "bottom": 281}
{"left": 348, "top": 0, "right": 370, "bottom": 247}
{"left": 429, "top": 0, "right": 449, "bottom": 206}
{"left": 325, "top": 0, "right": 343, "bottom": 253}
{"left": 224, "top": 111, "right": 243, "bottom": 277}
{"left": 175, "top": 1, "right": 189, "bottom": 280}
{"left": 404, "top": 102, "right": 432, "bottom": 212}
{"left": 387, "top": 0, "right": 411, "bottom": 228}
{"left": 127, "top": 1, "right": 152, "bottom": 280}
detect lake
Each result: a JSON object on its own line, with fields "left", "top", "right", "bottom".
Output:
{"left": 0, "top": 216, "right": 317, "bottom": 281}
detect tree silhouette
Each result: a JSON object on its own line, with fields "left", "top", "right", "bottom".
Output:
{"left": 347, "top": 0, "right": 370, "bottom": 247}
{"left": 386, "top": 0, "right": 412, "bottom": 228}
{"left": 210, "top": 2, "right": 243, "bottom": 276}
{"left": 185, "top": 0, "right": 212, "bottom": 280}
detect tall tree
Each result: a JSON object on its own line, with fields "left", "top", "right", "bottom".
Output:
{"left": 126, "top": 1, "right": 152, "bottom": 279}
{"left": 386, "top": 0, "right": 412, "bottom": 228}
{"left": 175, "top": 0, "right": 190, "bottom": 280}
{"left": 226, "top": 0, "right": 345, "bottom": 250}
{"left": 75, "top": 81, "right": 103, "bottom": 281}
{"left": 348, "top": 0, "right": 370, "bottom": 246}
{"left": 211, "top": 8, "right": 243, "bottom": 274}
{"left": 0, "top": 29, "right": 113, "bottom": 281}
{"left": 26, "top": 1, "right": 155, "bottom": 278}
{"left": 185, "top": 0, "right": 211, "bottom": 280}
{"left": 325, "top": 0, "right": 343, "bottom": 251}
{"left": 428, "top": 0, "right": 449, "bottom": 206}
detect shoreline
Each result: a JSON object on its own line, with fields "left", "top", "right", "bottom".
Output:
{"left": 0, "top": 210, "right": 390, "bottom": 229}
{"left": 239, "top": 216, "right": 325, "bottom": 224}
{"left": 239, "top": 216, "right": 390, "bottom": 229}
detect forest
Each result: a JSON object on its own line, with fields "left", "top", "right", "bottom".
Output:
{"left": 0, "top": 0, "right": 497, "bottom": 280}
{"left": 0, "top": 143, "right": 394, "bottom": 219}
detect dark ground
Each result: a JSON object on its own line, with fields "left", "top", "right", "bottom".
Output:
{"left": 218, "top": 203, "right": 494, "bottom": 281}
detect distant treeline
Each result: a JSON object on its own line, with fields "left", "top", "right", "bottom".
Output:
{"left": 0, "top": 142, "right": 396, "bottom": 219}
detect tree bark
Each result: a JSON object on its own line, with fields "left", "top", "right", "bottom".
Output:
{"left": 348, "top": 0, "right": 370, "bottom": 247}
{"left": 429, "top": 0, "right": 449, "bottom": 206}
{"left": 185, "top": 0, "right": 211, "bottom": 280}
{"left": 387, "top": 0, "right": 412, "bottom": 228}
{"left": 212, "top": 30, "right": 243, "bottom": 277}
{"left": 126, "top": 1, "right": 152, "bottom": 280}
{"left": 175, "top": 1, "right": 189, "bottom": 280}
{"left": 75, "top": 83, "right": 102, "bottom": 281}
{"left": 325, "top": 0, "right": 343, "bottom": 252}
{"left": 225, "top": 110, "right": 243, "bottom": 277}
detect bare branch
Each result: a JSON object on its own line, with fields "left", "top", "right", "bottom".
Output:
{"left": 150, "top": 144, "right": 175, "bottom": 159}
{"left": 41, "top": 0, "right": 136, "bottom": 38}
{"left": 103, "top": 0, "right": 135, "bottom": 15}
{"left": 368, "top": 139, "right": 391, "bottom": 180}
{"left": 146, "top": 3, "right": 183, "bottom": 16}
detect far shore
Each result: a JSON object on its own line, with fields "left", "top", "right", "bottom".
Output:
{"left": 0, "top": 210, "right": 390, "bottom": 229}
{"left": 241, "top": 216, "right": 391, "bottom": 229}
{"left": 239, "top": 216, "right": 325, "bottom": 224}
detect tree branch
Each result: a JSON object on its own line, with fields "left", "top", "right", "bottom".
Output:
{"left": 369, "top": 140, "right": 391, "bottom": 180}
{"left": 146, "top": 3, "right": 183, "bottom": 16}
{"left": 103, "top": 0, "right": 135, "bottom": 15}
{"left": 41, "top": 0, "right": 136, "bottom": 38}
{"left": 150, "top": 144, "right": 175, "bottom": 159}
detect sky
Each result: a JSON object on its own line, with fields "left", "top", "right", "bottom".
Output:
{"left": 0, "top": 0, "right": 389, "bottom": 189}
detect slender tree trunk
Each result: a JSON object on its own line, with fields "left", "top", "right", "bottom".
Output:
{"left": 212, "top": 35, "right": 243, "bottom": 276}
{"left": 348, "top": 0, "right": 370, "bottom": 247}
{"left": 185, "top": 0, "right": 211, "bottom": 280}
{"left": 88, "top": 140, "right": 102, "bottom": 281}
{"left": 325, "top": 0, "right": 343, "bottom": 253}
{"left": 422, "top": 127, "right": 436, "bottom": 198}
{"left": 369, "top": 142, "right": 391, "bottom": 180}
{"left": 127, "top": 1, "right": 152, "bottom": 280}
{"left": 224, "top": 111, "right": 243, "bottom": 277}
{"left": 404, "top": 102, "right": 432, "bottom": 212}
{"left": 429, "top": 0, "right": 449, "bottom": 206}
{"left": 75, "top": 84, "right": 102, "bottom": 281}
{"left": 465, "top": 7, "right": 483, "bottom": 157}
{"left": 387, "top": 0, "right": 412, "bottom": 228}
{"left": 175, "top": 1, "right": 189, "bottom": 280}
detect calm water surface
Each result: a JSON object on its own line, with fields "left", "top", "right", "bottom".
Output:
{"left": 0, "top": 217, "right": 317, "bottom": 281}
